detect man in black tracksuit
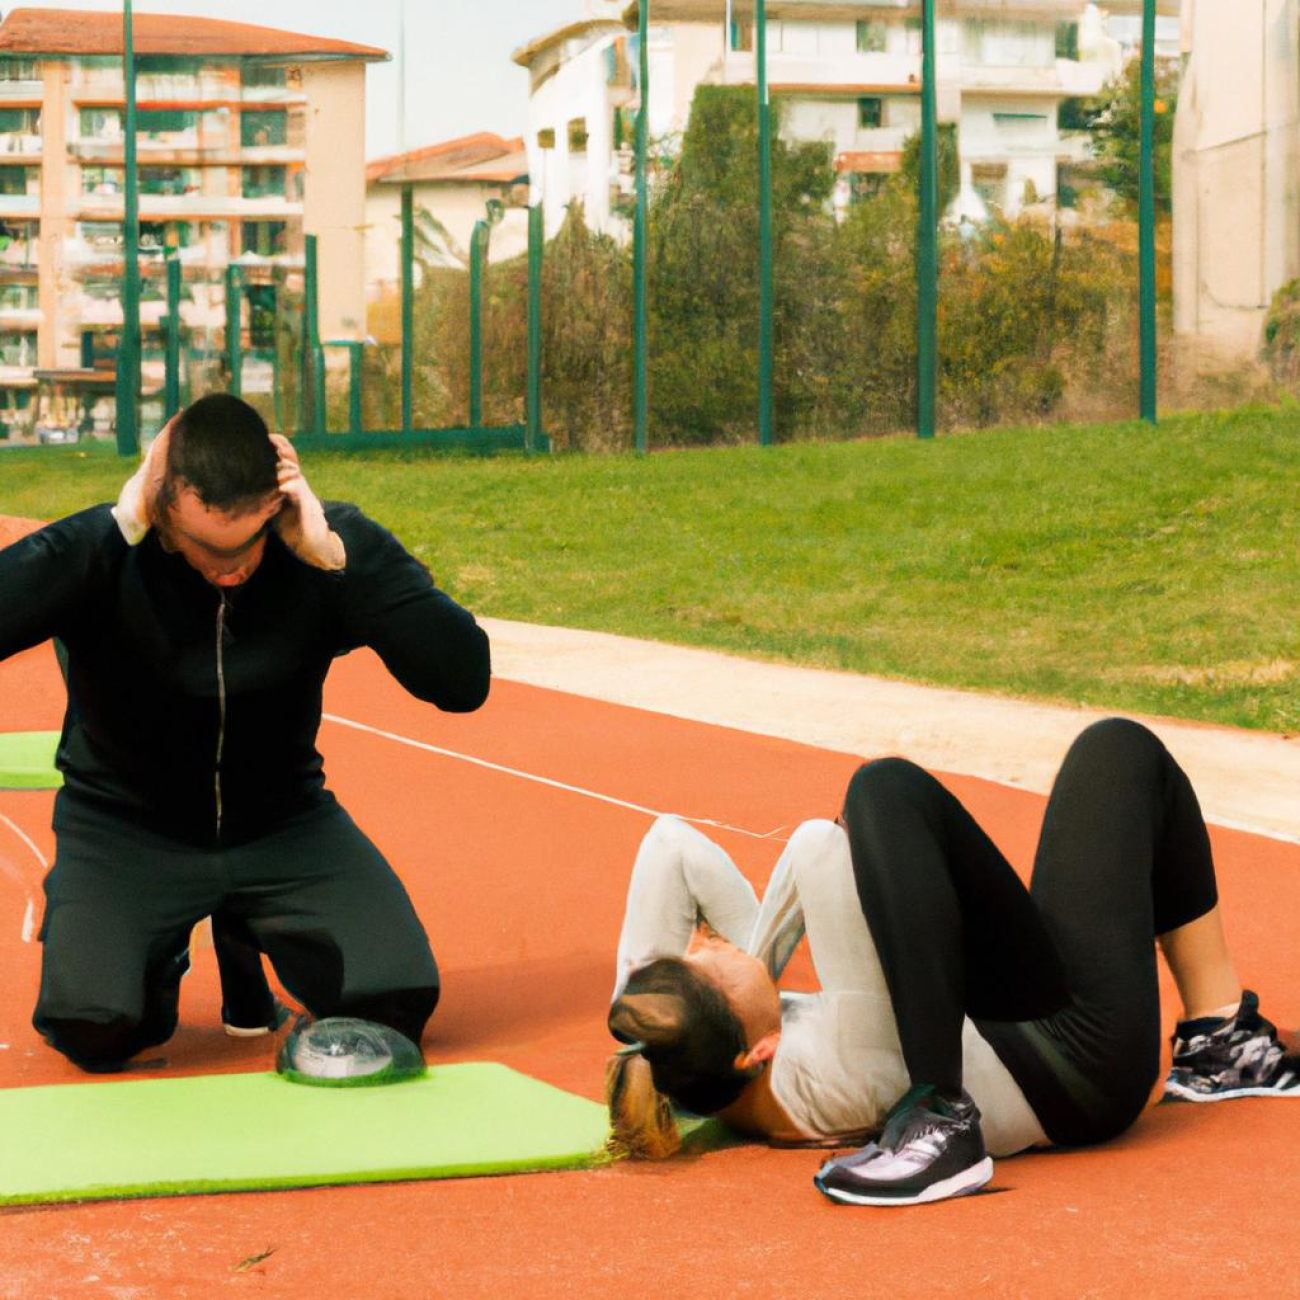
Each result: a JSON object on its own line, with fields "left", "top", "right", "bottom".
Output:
{"left": 0, "top": 394, "right": 490, "bottom": 1072}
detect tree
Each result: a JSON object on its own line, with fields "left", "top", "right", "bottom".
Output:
{"left": 1077, "top": 57, "right": 1180, "bottom": 214}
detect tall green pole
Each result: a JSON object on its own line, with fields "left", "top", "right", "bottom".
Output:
{"left": 304, "top": 233, "right": 325, "bottom": 435}
{"left": 163, "top": 253, "right": 181, "bottom": 415}
{"left": 1138, "top": 0, "right": 1157, "bottom": 424}
{"left": 526, "top": 202, "right": 543, "bottom": 452}
{"left": 469, "top": 218, "right": 486, "bottom": 429}
{"left": 400, "top": 184, "right": 414, "bottom": 433}
{"left": 115, "top": 0, "right": 141, "bottom": 455}
{"left": 347, "top": 342, "right": 363, "bottom": 435}
{"left": 916, "top": 0, "right": 938, "bottom": 440}
{"left": 632, "top": 0, "right": 649, "bottom": 454}
{"left": 756, "top": 0, "right": 773, "bottom": 445}
{"left": 224, "top": 263, "right": 242, "bottom": 398}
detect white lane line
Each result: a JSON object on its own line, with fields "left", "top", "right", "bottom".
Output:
{"left": 0, "top": 810, "right": 47, "bottom": 944}
{"left": 321, "top": 713, "right": 790, "bottom": 842}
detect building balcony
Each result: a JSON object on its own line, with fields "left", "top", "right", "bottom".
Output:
{"left": 72, "top": 195, "right": 303, "bottom": 222}
{"left": 0, "top": 191, "right": 39, "bottom": 216}
{"left": 0, "top": 81, "right": 42, "bottom": 100}
{"left": 0, "top": 134, "right": 41, "bottom": 157}
{"left": 0, "top": 242, "right": 38, "bottom": 271}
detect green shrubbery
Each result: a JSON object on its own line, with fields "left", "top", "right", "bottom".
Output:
{"left": 399, "top": 85, "right": 1139, "bottom": 450}
{"left": 1262, "top": 279, "right": 1300, "bottom": 387}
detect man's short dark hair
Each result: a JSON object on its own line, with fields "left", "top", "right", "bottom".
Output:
{"left": 164, "top": 393, "right": 278, "bottom": 512}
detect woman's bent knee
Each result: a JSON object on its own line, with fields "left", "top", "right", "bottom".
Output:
{"left": 844, "top": 756, "right": 933, "bottom": 812}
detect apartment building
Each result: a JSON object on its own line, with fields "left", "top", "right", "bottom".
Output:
{"left": 0, "top": 8, "right": 384, "bottom": 435}
{"left": 513, "top": 0, "right": 1122, "bottom": 240}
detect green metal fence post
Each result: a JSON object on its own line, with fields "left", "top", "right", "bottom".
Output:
{"left": 1138, "top": 0, "right": 1157, "bottom": 424}
{"left": 400, "top": 184, "right": 414, "bottom": 433}
{"left": 163, "top": 253, "right": 181, "bottom": 416}
{"left": 756, "top": 0, "right": 773, "bottom": 446}
{"left": 115, "top": 0, "right": 141, "bottom": 455}
{"left": 469, "top": 218, "right": 486, "bottom": 429}
{"left": 526, "top": 203, "right": 543, "bottom": 453}
{"left": 633, "top": 0, "right": 649, "bottom": 454}
{"left": 304, "top": 234, "right": 325, "bottom": 435}
{"left": 224, "top": 263, "right": 243, "bottom": 398}
{"left": 347, "top": 342, "right": 363, "bottom": 435}
{"left": 916, "top": 0, "right": 939, "bottom": 440}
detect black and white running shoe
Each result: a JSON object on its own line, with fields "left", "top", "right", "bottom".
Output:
{"left": 813, "top": 1084, "right": 993, "bottom": 1207}
{"left": 1165, "top": 989, "right": 1300, "bottom": 1103}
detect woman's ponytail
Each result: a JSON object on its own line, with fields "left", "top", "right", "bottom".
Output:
{"left": 605, "top": 1047, "right": 681, "bottom": 1160}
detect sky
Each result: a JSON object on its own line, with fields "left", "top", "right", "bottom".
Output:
{"left": 8, "top": 0, "right": 585, "bottom": 158}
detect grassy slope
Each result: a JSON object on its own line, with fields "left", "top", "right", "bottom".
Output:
{"left": 1, "top": 406, "right": 1296, "bottom": 732}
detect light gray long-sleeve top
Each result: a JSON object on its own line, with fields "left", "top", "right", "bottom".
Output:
{"left": 613, "top": 814, "right": 1048, "bottom": 1156}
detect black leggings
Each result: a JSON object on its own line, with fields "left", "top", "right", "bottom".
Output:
{"left": 841, "top": 718, "right": 1218, "bottom": 1146}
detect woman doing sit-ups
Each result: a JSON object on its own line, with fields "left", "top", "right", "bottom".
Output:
{"left": 606, "top": 719, "right": 1298, "bottom": 1206}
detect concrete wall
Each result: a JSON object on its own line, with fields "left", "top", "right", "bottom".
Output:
{"left": 1173, "top": 0, "right": 1300, "bottom": 354}
{"left": 302, "top": 61, "right": 368, "bottom": 340}
{"left": 365, "top": 181, "right": 530, "bottom": 288}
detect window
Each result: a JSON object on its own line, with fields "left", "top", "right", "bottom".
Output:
{"left": 242, "top": 63, "right": 286, "bottom": 89}
{"left": 0, "top": 59, "right": 38, "bottom": 82}
{"left": 0, "top": 221, "right": 38, "bottom": 264}
{"left": 851, "top": 172, "right": 889, "bottom": 203}
{"left": 857, "top": 97, "right": 883, "bottom": 129}
{"left": 0, "top": 332, "right": 36, "bottom": 366}
{"left": 241, "top": 220, "right": 287, "bottom": 257}
{"left": 139, "top": 221, "right": 195, "bottom": 252}
{"left": 79, "top": 221, "right": 124, "bottom": 251}
{"left": 139, "top": 166, "right": 200, "bottom": 196}
{"left": 0, "top": 168, "right": 31, "bottom": 196}
{"left": 137, "top": 109, "right": 198, "bottom": 138}
{"left": 1055, "top": 22, "right": 1079, "bottom": 61}
{"left": 567, "top": 118, "right": 588, "bottom": 152}
{"left": 0, "top": 108, "right": 39, "bottom": 135}
{"left": 241, "top": 109, "right": 286, "bottom": 147}
{"left": 904, "top": 18, "right": 923, "bottom": 55}
{"left": 79, "top": 107, "right": 121, "bottom": 140}
{"left": 729, "top": 20, "right": 753, "bottom": 52}
{"left": 82, "top": 165, "right": 123, "bottom": 195}
{"left": 246, "top": 284, "right": 276, "bottom": 349}
{"left": 242, "top": 165, "right": 286, "bottom": 198}
{"left": 993, "top": 112, "right": 1049, "bottom": 135}
{"left": 0, "top": 283, "right": 37, "bottom": 310}
{"left": 856, "top": 20, "right": 887, "bottom": 53}
{"left": 965, "top": 20, "right": 1052, "bottom": 68}
{"left": 971, "top": 163, "right": 1007, "bottom": 210}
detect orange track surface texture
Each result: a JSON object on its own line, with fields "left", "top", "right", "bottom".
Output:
{"left": 1, "top": 520, "right": 1297, "bottom": 1298}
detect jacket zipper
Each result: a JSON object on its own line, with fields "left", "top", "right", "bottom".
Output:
{"left": 215, "top": 591, "right": 228, "bottom": 843}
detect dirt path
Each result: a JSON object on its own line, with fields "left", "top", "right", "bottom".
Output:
{"left": 483, "top": 617, "right": 1300, "bottom": 844}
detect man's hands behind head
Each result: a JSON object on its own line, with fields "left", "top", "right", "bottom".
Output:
{"left": 111, "top": 414, "right": 176, "bottom": 545}
{"left": 269, "top": 434, "right": 346, "bottom": 572}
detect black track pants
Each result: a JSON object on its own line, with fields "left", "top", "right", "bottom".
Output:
{"left": 841, "top": 718, "right": 1218, "bottom": 1145}
{"left": 33, "top": 794, "right": 439, "bottom": 1071}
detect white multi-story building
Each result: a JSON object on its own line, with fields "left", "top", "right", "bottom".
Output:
{"left": 1171, "top": 0, "right": 1300, "bottom": 356}
{"left": 512, "top": 0, "right": 1122, "bottom": 239}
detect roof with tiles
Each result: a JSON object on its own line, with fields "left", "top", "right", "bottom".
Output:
{"left": 0, "top": 8, "right": 388, "bottom": 60}
{"left": 367, "top": 132, "right": 527, "bottom": 186}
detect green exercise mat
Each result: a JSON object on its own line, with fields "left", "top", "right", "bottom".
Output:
{"left": 0, "top": 730, "right": 61, "bottom": 789}
{"left": 0, "top": 1062, "right": 610, "bottom": 1205}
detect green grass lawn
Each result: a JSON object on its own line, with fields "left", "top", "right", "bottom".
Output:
{"left": 2, "top": 406, "right": 1296, "bottom": 732}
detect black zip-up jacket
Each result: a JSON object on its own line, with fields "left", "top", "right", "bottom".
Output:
{"left": 0, "top": 502, "right": 490, "bottom": 847}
